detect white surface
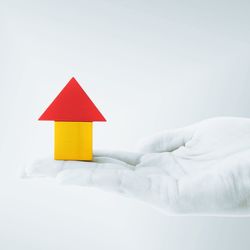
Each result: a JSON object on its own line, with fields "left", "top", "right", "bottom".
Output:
{"left": 2, "top": 179, "right": 250, "bottom": 250}
{"left": 1, "top": 0, "right": 250, "bottom": 249}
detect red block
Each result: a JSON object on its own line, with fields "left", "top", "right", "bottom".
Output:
{"left": 39, "top": 77, "right": 106, "bottom": 122}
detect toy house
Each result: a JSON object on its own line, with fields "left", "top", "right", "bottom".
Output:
{"left": 39, "top": 77, "right": 106, "bottom": 161}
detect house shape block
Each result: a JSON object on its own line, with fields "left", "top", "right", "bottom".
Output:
{"left": 39, "top": 77, "right": 106, "bottom": 161}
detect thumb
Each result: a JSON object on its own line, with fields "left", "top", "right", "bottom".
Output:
{"left": 137, "top": 125, "right": 195, "bottom": 153}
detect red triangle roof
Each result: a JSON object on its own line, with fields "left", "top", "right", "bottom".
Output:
{"left": 39, "top": 77, "right": 106, "bottom": 122}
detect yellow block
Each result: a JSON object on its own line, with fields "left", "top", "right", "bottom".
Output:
{"left": 54, "top": 122, "right": 92, "bottom": 161}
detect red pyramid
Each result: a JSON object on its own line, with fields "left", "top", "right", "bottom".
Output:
{"left": 39, "top": 77, "right": 106, "bottom": 122}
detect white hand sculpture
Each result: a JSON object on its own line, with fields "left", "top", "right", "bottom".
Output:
{"left": 25, "top": 117, "right": 250, "bottom": 213}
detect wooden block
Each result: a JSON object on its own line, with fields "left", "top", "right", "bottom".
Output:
{"left": 54, "top": 121, "right": 92, "bottom": 161}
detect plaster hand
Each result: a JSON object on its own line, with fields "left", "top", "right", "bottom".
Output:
{"left": 24, "top": 117, "right": 250, "bottom": 213}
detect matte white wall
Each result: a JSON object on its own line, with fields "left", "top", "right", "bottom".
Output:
{"left": 1, "top": 1, "right": 250, "bottom": 250}
{"left": 2, "top": 0, "right": 250, "bottom": 153}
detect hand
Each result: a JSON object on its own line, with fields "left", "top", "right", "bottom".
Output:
{"left": 24, "top": 117, "right": 250, "bottom": 213}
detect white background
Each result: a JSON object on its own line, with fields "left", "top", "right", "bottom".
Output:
{"left": 1, "top": 0, "right": 250, "bottom": 249}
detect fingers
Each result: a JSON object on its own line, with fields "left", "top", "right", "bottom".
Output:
{"left": 24, "top": 157, "right": 150, "bottom": 199}
{"left": 24, "top": 158, "right": 64, "bottom": 177}
{"left": 24, "top": 152, "right": 136, "bottom": 178}
{"left": 137, "top": 125, "right": 195, "bottom": 153}
{"left": 94, "top": 149, "right": 142, "bottom": 165}
{"left": 93, "top": 156, "right": 134, "bottom": 169}
{"left": 57, "top": 164, "right": 150, "bottom": 198}
{"left": 57, "top": 164, "right": 126, "bottom": 190}
{"left": 24, "top": 158, "right": 99, "bottom": 178}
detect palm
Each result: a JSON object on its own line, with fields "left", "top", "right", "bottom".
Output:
{"left": 25, "top": 117, "right": 250, "bottom": 212}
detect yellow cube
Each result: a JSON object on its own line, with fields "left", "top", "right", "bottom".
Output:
{"left": 54, "top": 122, "right": 92, "bottom": 161}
